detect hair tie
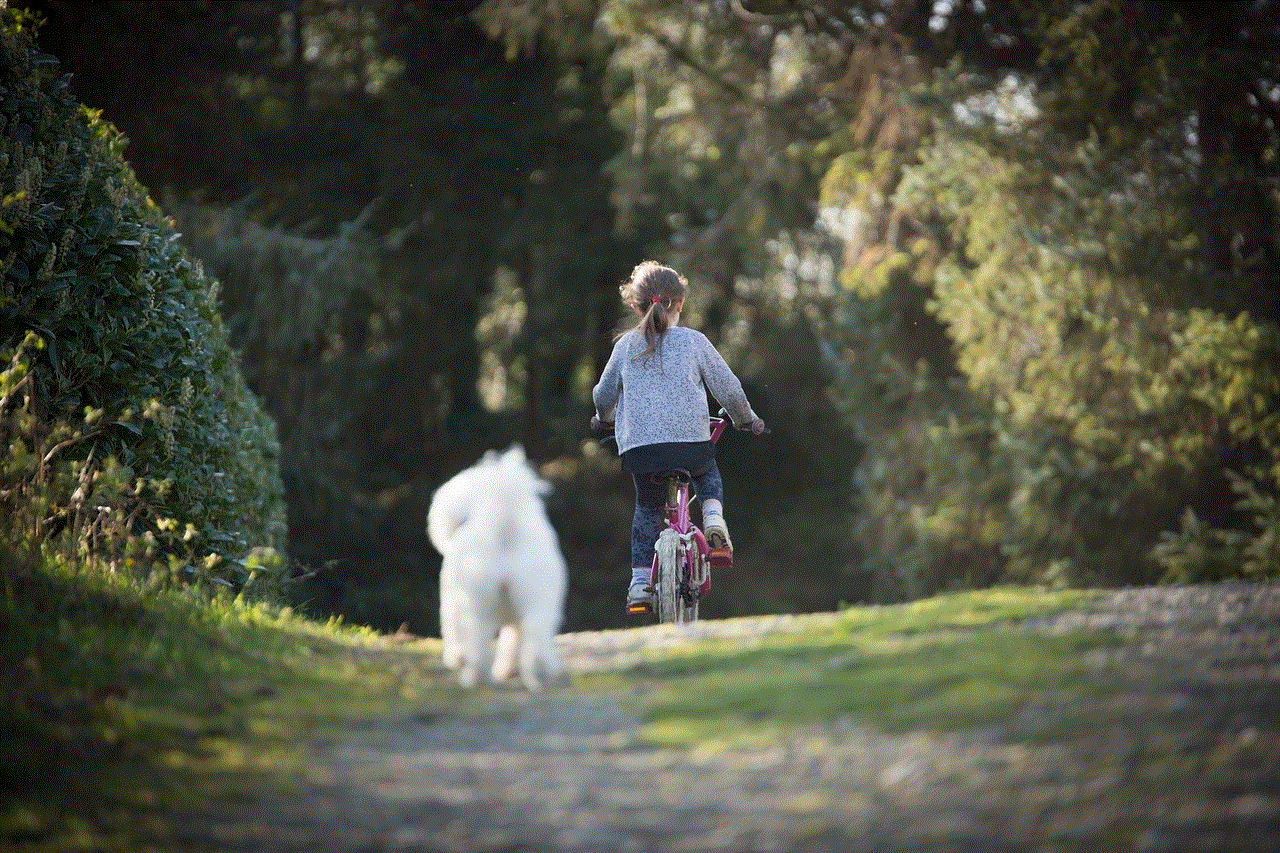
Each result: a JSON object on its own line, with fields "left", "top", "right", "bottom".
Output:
{"left": 651, "top": 297, "right": 662, "bottom": 304}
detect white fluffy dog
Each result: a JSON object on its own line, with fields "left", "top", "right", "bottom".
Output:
{"left": 427, "top": 445, "right": 566, "bottom": 690}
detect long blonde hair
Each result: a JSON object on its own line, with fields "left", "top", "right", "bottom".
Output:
{"left": 619, "top": 260, "right": 688, "bottom": 363}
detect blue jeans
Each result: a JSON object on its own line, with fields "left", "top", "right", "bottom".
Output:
{"left": 631, "top": 462, "right": 723, "bottom": 571}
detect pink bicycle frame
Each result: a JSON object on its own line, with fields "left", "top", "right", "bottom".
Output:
{"left": 649, "top": 416, "right": 728, "bottom": 597}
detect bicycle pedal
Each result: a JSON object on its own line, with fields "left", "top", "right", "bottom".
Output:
{"left": 708, "top": 547, "right": 733, "bottom": 571}
{"left": 626, "top": 601, "right": 653, "bottom": 616}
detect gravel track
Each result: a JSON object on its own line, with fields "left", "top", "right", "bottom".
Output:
{"left": 185, "top": 584, "right": 1280, "bottom": 852}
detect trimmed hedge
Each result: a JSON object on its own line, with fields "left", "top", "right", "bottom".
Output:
{"left": 1, "top": 9, "right": 285, "bottom": 583}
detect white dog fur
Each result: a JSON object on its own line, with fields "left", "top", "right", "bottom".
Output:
{"left": 427, "top": 445, "right": 566, "bottom": 690}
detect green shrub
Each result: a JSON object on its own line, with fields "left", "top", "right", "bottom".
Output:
{"left": 0, "top": 9, "right": 285, "bottom": 588}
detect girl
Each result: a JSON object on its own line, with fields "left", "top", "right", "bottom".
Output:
{"left": 592, "top": 260, "right": 764, "bottom": 614}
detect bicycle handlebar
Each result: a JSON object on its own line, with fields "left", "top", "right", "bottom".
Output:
{"left": 592, "top": 411, "right": 768, "bottom": 437}
{"left": 715, "top": 408, "right": 768, "bottom": 435}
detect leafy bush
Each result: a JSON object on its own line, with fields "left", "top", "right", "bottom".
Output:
{"left": 0, "top": 9, "right": 285, "bottom": 587}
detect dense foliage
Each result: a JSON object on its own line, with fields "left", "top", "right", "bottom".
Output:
{"left": 478, "top": 0, "right": 1280, "bottom": 596}
{"left": 1, "top": 7, "right": 286, "bottom": 588}
{"left": 828, "top": 1, "right": 1280, "bottom": 591}
{"left": 16, "top": 0, "right": 1277, "bottom": 631}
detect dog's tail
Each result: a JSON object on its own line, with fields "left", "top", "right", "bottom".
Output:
{"left": 427, "top": 473, "right": 468, "bottom": 554}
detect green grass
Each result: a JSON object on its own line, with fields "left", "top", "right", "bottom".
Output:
{"left": 0, "top": 543, "right": 455, "bottom": 852}
{"left": 603, "top": 587, "right": 1116, "bottom": 751}
{"left": 3, "top": 546, "right": 1122, "bottom": 849}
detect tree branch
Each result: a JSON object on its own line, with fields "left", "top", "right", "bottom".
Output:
{"left": 633, "top": 18, "right": 833, "bottom": 141}
{"left": 729, "top": 0, "right": 795, "bottom": 26}
{"left": 635, "top": 21, "right": 754, "bottom": 103}
{"left": 0, "top": 368, "right": 32, "bottom": 413}
{"left": 37, "top": 428, "right": 104, "bottom": 482}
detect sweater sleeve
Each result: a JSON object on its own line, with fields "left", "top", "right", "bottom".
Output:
{"left": 696, "top": 334, "right": 757, "bottom": 428}
{"left": 592, "top": 336, "right": 625, "bottom": 422}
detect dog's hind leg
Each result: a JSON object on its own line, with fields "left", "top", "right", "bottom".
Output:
{"left": 439, "top": 564, "right": 462, "bottom": 670}
{"left": 518, "top": 613, "right": 560, "bottom": 691}
{"left": 491, "top": 624, "right": 520, "bottom": 683}
{"left": 517, "top": 639, "right": 542, "bottom": 692}
{"left": 459, "top": 610, "right": 497, "bottom": 689}
{"left": 539, "top": 633, "right": 561, "bottom": 686}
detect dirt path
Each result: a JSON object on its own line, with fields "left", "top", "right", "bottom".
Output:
{"left": 180, "top": 585, "right": 1280, "bottom": 852}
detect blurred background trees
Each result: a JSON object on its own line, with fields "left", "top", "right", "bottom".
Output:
{"left": 12, "top": 0, "right": 1277, "bottom": 633}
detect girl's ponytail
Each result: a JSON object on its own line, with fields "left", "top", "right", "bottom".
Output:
{"left": 640, "top": 296, "right": 669, "bottom": 355}
{"left": 622, "top": 261, "right": 687, "bottom": 364}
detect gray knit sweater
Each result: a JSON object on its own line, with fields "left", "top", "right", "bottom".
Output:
{"left": 592, "top": 326, "right": 758, "bottom": 454}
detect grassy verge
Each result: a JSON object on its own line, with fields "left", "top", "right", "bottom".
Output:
{"left": 595, "top": 587, "right": 1116, "bottom": 751}
{"left": 0, "top": 544, "right": 452, "bottom": 852}
{"left": 2, "top": 547, "right": 1123, "bottom": 849}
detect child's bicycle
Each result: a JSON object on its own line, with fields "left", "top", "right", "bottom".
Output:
{"left": 594, "top": 411, "right": 763, "bottom": 625}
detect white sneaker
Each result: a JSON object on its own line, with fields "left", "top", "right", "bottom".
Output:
{"left": 704, "top": 517, "right": 732, "bottom": 551}
{"left": 626, "top": 580, "right": 654, "bottom": 614}
{"left": 704, "top": 517, "right": 733, "bottom": 570}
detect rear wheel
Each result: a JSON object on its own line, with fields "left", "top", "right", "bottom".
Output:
{"left": 654, "top": 529, "right": 682, "bottom": 624}
{"left": 677, "top": 558, "right": 699, "bottom": 624}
